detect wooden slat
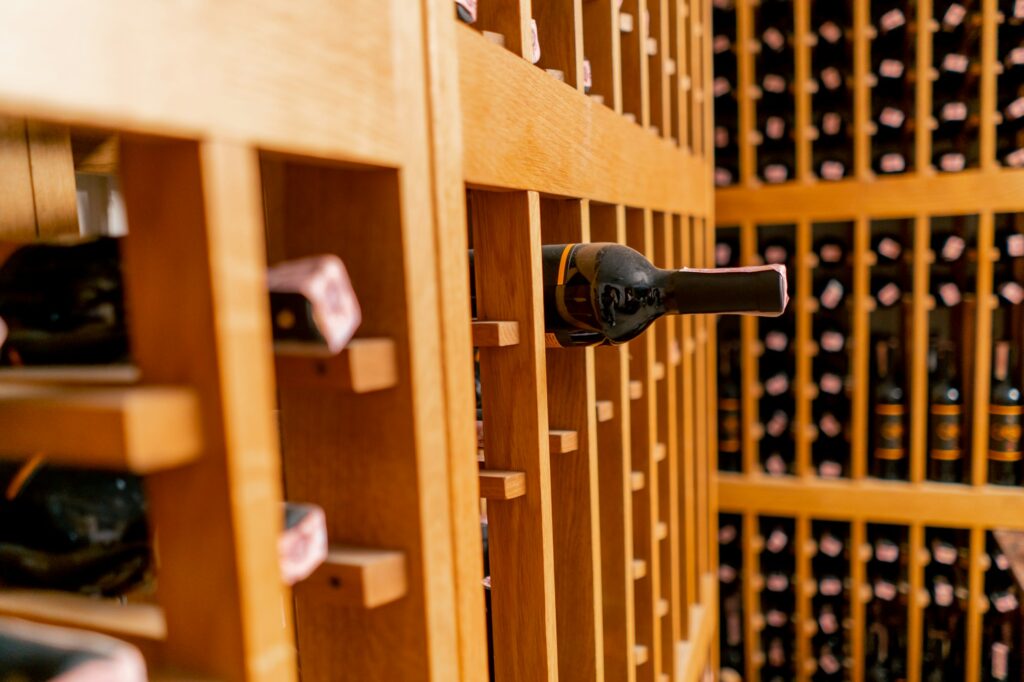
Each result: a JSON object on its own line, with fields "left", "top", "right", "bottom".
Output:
{"left": 852, "top": 0, "right": 870, "bottom": 178}
{"left": 583, "top": 0, "right": 624, "bottom": 113}
{"left": 25, "top": 121, "right": 78, "bottom": 237}
{"left": 691, "top": 220, "right": 710, "bottom": 577}
{"left": 471, "top": 321, "right": 520, "bottom": 347}
{"left": 915, "top": 0, "right": 934, "bottom": 173}
{"left": 478, "top": 470, "right": 528, "bottom": 500}
{"left": 741, "top": 512, "right": 761, "bottom": 680}
{"left": 119, "top": 138, "right": 295, "bottom": 680}
{"left": 980, "top": 0, "right": 998, "bottom": 169}
{"left": 458, "top": 25, "right": 707, "bottom": 214}
{"left": 0, "top": 365, "right": 140, "bottom": 385}
{"left": 676, "top": 573, "right": 719, "bottom": 680}
{"left": 739, "top": 221, "right": 759, "bottom": 475}
{"left": 0, "top": 384, "right": 201, "bottom": 472}
{"left": 849, "top": 520, "right": 867, "bottom": 681}
{"left": 672, "top": 0, "right": 689, "bottom": 149}
{"left": 964, "top": 527, "right": 986, "bottom": 682}
{"left": 795, "top": 516, "right": 812, "bottom": 682}
{"left": 533, "top": 0, "right": 585, "bottom": 89}
{"left": 851, "top": 215, "right": 870, "bottom": 478}
{"left": 475, "top": 0, "right": 532, "bottom": 58}
{"left": 0, "top": 117, "right": 36, "bottom": 238}
{"left": 0, "top": 589, "right": 165, "bottom": 643}
{"left": 735, "top": 0, "right": 755, "bottom": 184}
{"left": 910, "top": 215, "right": 931, "bottom": 483}
{"left": 793, "top": 0, "right": 811, "bottom": 180}
{"left": 470, "top": 190, "right": 558, "bottom": 681}
{"left": 906, "top": 523, "right": 925, "bottom": 682}
{"left": 298, "top": 546, "right": 407, "bottom": 609}
{"left": 597, "top": 399, "right": 616, "bottom": 421}
{"left": 971, "top": 212, "right": 996, "bottom": 486}
{"left": 274, "top": 338, "right": 398, "bottom": 393}
{"left": 716, "top": 171, "right": 1024, "bottom": 223}
{"left": 541, "top": 197, "right": 605, "bottom": 682}
{"left": 795, "top": 218, "right": 813, "bottom": 476}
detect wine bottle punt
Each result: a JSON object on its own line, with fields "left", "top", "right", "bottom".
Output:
{"left": 471, "top": 243, "right": 788, "bottom": 347}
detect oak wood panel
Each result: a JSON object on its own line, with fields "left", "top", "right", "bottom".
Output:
{"left": 620, "top": 0, "right": 651, "bottom": 125}
{"left": 0, "top": 117, "right": 36, "bottom": 238}
{"left": 300, "top": 546, "right": 409, "bottom": 609}
{"left": 471, "top": 321, "right": 521, "bottom": 347}
{"left": 26, "top": 121, "right": 78, "bottom": 237}
{"left": 534, "top": 0, "right": 586, "bottom": 90}
{"left": 582, "top": 0, "right": 624, "bottom": 113}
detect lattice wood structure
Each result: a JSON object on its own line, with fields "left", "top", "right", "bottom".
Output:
{"left": 0, "top": 1, "right": 720, "bottom": 680}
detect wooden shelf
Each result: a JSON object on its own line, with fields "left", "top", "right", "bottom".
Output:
{"left": 478, "top": 470, "right": 527, "bottom": 500}
{"left": 298, "top": 546, "right": 407, "bottom": 610}
{"left": 471, "top": 320, "right": 520, "bottom": 347}
{"left": 0, "top": 384, "right": 201, "bottom": 473}
{"left": 275, "top": 338, "right": 397, "bottom": 394}
{"left": 0, "top": 589, "right": 165, "bottom": 643}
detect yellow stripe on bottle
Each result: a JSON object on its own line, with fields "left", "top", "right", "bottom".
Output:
{"left": 556, "top": 243, "right": 575, "bottom": 285}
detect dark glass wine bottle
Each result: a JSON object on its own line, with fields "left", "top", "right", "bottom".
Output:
{"left": 989, "top": 341, "right": 1023, "bottom": 485}
{"left": 873, "top": 340, "right": 907, "bottom": 480}
{"left": 0, "top": 617, "right": 146, "bottom": 682}
{"left": 473, "top": 243, "right": 788, "bottom": 347}
{"left": 719, "top": 344, "right": 743, "bottom": 472}
{"left": 928, "top": 345, "right": 965, "bottom": 483}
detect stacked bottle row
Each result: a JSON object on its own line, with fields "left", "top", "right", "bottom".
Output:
{"left": 712, "top": 0, "right": 1024, "bottom": 186}
{"left": 716, "top": 215, "right": 1024, "bottom": 486}
{"left": 718, "top": 515, "right": 1024, "bottom": 682}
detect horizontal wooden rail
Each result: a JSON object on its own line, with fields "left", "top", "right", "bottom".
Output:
{"left": 275, "top": 338, "right": 397, "bottom": 393}
{"left": 0, "top": 365, "right": 140, "bottom": 384}
{"left": 471, "top": 320, "right": 520, "bottom": 347}
{"left": 479, "top": 470, "right": 528, "bottom": 500}
{"left": 297, "top": 545, "right": 407, "bottom": 610}
{"left": 0, "top": 589, "right": 165, "bottom": 642}
{"left": 0, "top": 384, "right": 201, "bottom": 472}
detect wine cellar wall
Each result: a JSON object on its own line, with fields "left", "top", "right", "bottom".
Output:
{"left": 0, "top": 1, "right": 720, "bottom": 681}
{"left": 713, "top": 0, "right": 1024, "bottom": 680}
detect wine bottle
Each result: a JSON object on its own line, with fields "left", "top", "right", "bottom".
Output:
{"left": 0, "top": 617, "right": 147, "bottom": 682}
{"left": 279, "top": 502, "right": 329, "bottom": 587}
{"left": 928, "top": 345, "right": 965, "bottom": 483}
{"left": 719, "top": 344, "right": 743, "bottom": 471}
{"left": 0, "top": 237, "right": 361, "bottom": 365}
{"left": 473, "top": 243, "right": 788, "bottom": 347}
{"left": 989, "top": 341, "right": 1023, "bottom": 485}
{"left": 873, "top": 340, "right": 907, "bottom": 480}
{"left": 455, "top": 0, "right": 477, "bottom": 23}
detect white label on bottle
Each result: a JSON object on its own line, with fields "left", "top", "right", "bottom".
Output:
{"left": 764, "top": 245, "right": 788, "bottom": 264}
{"left": 880, "top": 8, "right": 906, "bottom": 31}
{"left": 762, "top": 27, "right": 785, "bottom": 51}
{"left": 821, "top": 576, "right": 843, "bottom": 596}
{"left": 1007, "top": 97, "right": 1024, "bottom": 120}
{"left": 766, "top": 330, "right": 789, "bottom": 351}
{"left": 996, "top": 552, "right": 1012, "bottom": 571}
{"left": 766, "top": 372, "right": 790, "bottom": 396}
{"left": 939, "top": 153, "right": 966, "bottom": 172}
{"left": 820, "top": 330, "right": 844, "bottom": 352}
{"left": 715, "top": 167, "right": 734, "bottom": 186}
{"left": 820, "top": 279, "right": 845, "bottom": 309}
{"left": 714, "top": 76, "right": 732, "bottom": 97}
{"left": 819, "top": 21, "right": 842, "bottom": 44}
{"left": 1000, "top": 281, "right": 1024, "bottom": 304}
{"left": 875, "top": 580, "right": 897, "bottom": 601}
{"left": 582, "top": 59, "right": 592, "bottom": 90}
{"left": 763, "top": 74, "right": 786, "bottom": 94}
{"left": 1007, "top": 233, "right": 1024, "bottom": 257}
{"left": 941, "top": 102, "right": 968, "bottom": 122}
{"left": 933, "top": 542, "right": 958, "bottom": 565}
{"left": 767, "top": 411, "right": 789, "bottom": 437}
{"left": 482, "top": 575, "right": 492, "bottom": 589}
{"left": 943, "top": 3, "right": 966, "bottom": 27}
{"left": 1008, "top": 47, "right": 1024, "bottom": 66}
{"left": 876, "top": 541, "right": 899, "bottom": 563}
{"left": 994, "top": 592, "right": 1019, "bottom": 613}
{"left": 941, "top": 234, "right": 966, "bottom": 261}
{"left": 819, "top": 460, "right": 842, "bottom": 477}
{"left": 819, "top": 412, "right": 842, "bottom": 437}
{"left": 767, "top": 529, "right": 789, "bottom": 553}
{"left": 879, "top": 59, "right": 905, "bottom": 78}
{"left": 1007, "top": 148, "right": 1024, "bottom": 168}
{"left": 879, "top": 106, "right": 906, "bottom": 128}
{"left": 767, "top": 573, "right": 790, "bottom": 592}
{"left": 716, "top": 241, "right": 733, "bottom": 265}
{"left": 766, "top": 115, "right": 786, "bottom": 139}
{"left": 992, "top": 642, "right": 1009, "bottom": 680}
{"left": 714, "top": 34, "right": 731, "bottom": 54}
{"left": 765, "top": 453, "right": 788, "bottom": 475}
{"left": 530, "top": 19, "right": 541, "bottom": 63}
{"left": 878, "top": 236, "right": 903, "bottom": 260}
{"left": 938, "top": 282, "right": 962, "bottom": 307}
{"left": 764, "top": 163, "right": 789, "bottom": 183}
{"left": 821, "top": 243, "right": 843, "bottom": 264}
{"left": 820, "top": 372, "right": 844, "bottom": 395}
{"left": 821, "top": 160, "right": 845, "bottom": 180}
{"left": 819, "top": 610, "right": 839, "bottom": 634}
{"left": 942, "top": 53, "right": 969, "bottom": 74}
{"left": 820, "top": 534, "right": 843, "bottom": 557}
{"left": 719, "top": 563, "right": 738, "bottom": 584}
{"left": 880, "top": 153, "right": 906, "bottom": 173}
{"left": 719, "top": 524, "right": 738, "bottom": 544}
{"left": 820, "top": 653, "right": 841, "bottom": 674}
{"left": 876, "top": 281, "right": 902, "bottom": 307}
{"left": 934, "top": 581, "right": 954, "bottom": 606}
{"left": 822, "top": 112, "right": 842, "bottom": 135}
{"left": 820, "top": 67, "right": 842, "bottom": 90}
{"left": 766, "top": 609, "right": 788, "bottom": 627}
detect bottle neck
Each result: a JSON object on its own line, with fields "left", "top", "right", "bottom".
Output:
{"left": 994, "top": 342, "right": 1011, "bottom": 383}
{"left": 660, "top": 264, "right": 788, "bottom": 316}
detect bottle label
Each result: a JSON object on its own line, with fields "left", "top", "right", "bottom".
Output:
{"left": 989, "top": 404, "right": 1023, "bottom": 461}
{"left": 719, "top": 397, "right": 741, "bottom": 453}
{"left": 929, "top": 404, "right": 962, "bottom": 460}
{"left": 874, "top": 403, "right": 906, "bottom": 460}
{"left": 992, "top": 642, "right": 1009, "bottom": 680}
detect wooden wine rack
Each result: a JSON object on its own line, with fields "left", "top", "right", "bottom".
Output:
{"left": 0, "top": 1, "right": 719, "bottom": 681}
{"left": 714, "top": 0, "right": 1024, "bottom": 681}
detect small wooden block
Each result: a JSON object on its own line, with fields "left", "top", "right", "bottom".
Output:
{"left": 657, "top": 598, "right": 669, "bottom": 617}
{"left": 302, "top": 546, "right": 407, "bottom": 609}
{"left": 595, "top": 400, "right": 614, "bottom": 422}
{"left": 634, "top": 643, "right": 649, "bottom": 666}
{"left": 0, "top": 384, "right": 201, "bottom": 473}
{"left": 652, "top": 362, "right": 666, "bottom": 380}
{"left": 656, "top": 521, "right": 668, "bottom": 541}
{"left": 275, "top": 337, "right": 397, "bottom": 393}
{"left": 471, "top": 320, "right": 520, "bottom": 347}
{"left": 548, "top": 429, "right": 579, "bottom": 454}
{"left": 479, "top": 470, "right": 527, "bottom": 500}
{"left": 632, "top": 558, "right": 647, "bottom": 580}
{"left": 0, "top": 589, "right": 165, "bottom": 642}
{"left": 653, "top": 443, "right": 667, "bottom": 462}
{"left": 631, "top": 471, "right": 645, "bottom": 491}
{"left": 629, "top": 380, "right": 644, "bottom": 400}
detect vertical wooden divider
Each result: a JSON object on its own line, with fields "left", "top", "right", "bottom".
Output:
{"left": 914, "top": 0, "right": 934, "bottom": 174}
{"left": 654, "top": 212, "right": 681, "bottom": 677}
{"left": 793, "top": 0, "right": 812, "bottom": 181}
{"left": 628, "top": 207, "right": 663, "bottom": 681}
{"left": 703, "top": 216, "right": 720, "bottom": 676}
{"left": 964, "top": 526, "right": 985, "bottom": 682}
{"left": 910, "top": 215, "right": 932, "bottom": 483}
{"left": 622, "top": 0, "right": 652, "bottom": 124}
{"left": 648, "top": 0, "right": 669, "bottom": 135}
{"left": 795, "top": 219, "right": 813, "bottom": 476}
{"left": 740, "top": 221, "right": 760, "bottom": 474}
{"left": 691, "top": 0, "right": 708, "bottom": 156}
{"left": 534, "top": 0, "right": 586, "bottom": 89}
{"left": 691, "top": 220, "right": 710, "bottom": 578}
{"left": 592, "top": 203, "right": 639, "bottom": 682}
{"left": 849, "top": 520, "right": 867, "bottom": 682}
{"left": 677, "top": 0, "right": 692, "bottom": 151}
{"left": 0, "top": 117, "right": 36, "bottom": 238}
{"left": 119, "top": 138, "right": 296, "bottom": 681}
{"left": 852, "top": 0, "right": 871, "bottom": 179}
{"left": 676, "top": 215, "right": 698, "bottom": 639}
{"left": 735, "top": 0, "right": 755, "bottom": 185}
{"left": 979, "top": 0, "right": 998, "bottom": 170}
{"left": 541, "top": 198, "right": 606, "bottom": 682}
{"left": 667, "top": 0, "right": 682, "bottom": 145}
{"left": 741, "top": 511, "right": 761, "bottom": 681}
{"left": 794, "top": 516, "right": 812, "bottom": 682}
{"left": 582, "top": 0, "right": 625, "bottom": 113}
{"left": 906, "top": 523, "right": 925, "bottom": 682}
{"left": 971, "top": 211, "right": 995, "bottom": 487}
{"left": 26, "top": 121, "right": 78, "bottom": 237}
{"left": 477, "top": 0, "right": 533, "bottom": 59}
{"left": 471, "top": 190, "right": 559, "bottom": 682}
{"left": 851, "top": 215, "right": 871, "bottom": 479}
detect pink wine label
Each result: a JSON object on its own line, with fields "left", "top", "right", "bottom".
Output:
{"left": 819, "top": 610, "right": 838, "bottom": 633}
{"left": 766, "top": 609, "right": 788, "bottom": 627}
{"left": 766, "top": 573, "right": 790, "bottom": 592}
{"left": 279, "top": 503, "right": 328, "bottom": 586}
{"left": 879, "top": 8, "right": 906, "bottom": 31}
{"left": 820, "top": 576, "right": 843, "bottom": 596}
{"left": 765, "top": 372, "right": 790, "bottom": 396}
{"left": 719, "top": 524, "right": 738, "bottom": 544}
{"left": 762, "top": 27, "right": 785, "bottom": 51}
{"left": 874, "top": 580, "right": 897, "bottom": 601}
{"left": 820, "top": 330, "right": 844, "bottom": 352}
{"left": 932, "top": 542, "right": 958, "bottom": 565}
{"left": 942, "top": 52, "right": 969, "bottom": 73}
{"left": 766, "top": 115, "right": 786, "bottom": 139}
{"left": 877, "top": 281, "right": 902, "bottom": 307}
{"left": 822, "top": 111, "right": 842, "bottom": 135}
{"left": 268, "top": 254, "right": 361, "bottom": 354}
{"left": 820, "top": 67, "right": 842, "bottom": 90}
{"left": 819, "top": 21, "right": 842, "bottom": 44}
{"left": 879, "top": 106, "right": 905, "bottom": 128}
{"left": 934, "top": 581, "right": 954, "bottom": 606}
{"left": 820, "top": 160, "right": 845, "bottom": 180}
{"left": 880, "top": 153, "right": 906, "bottom": 173}
{"left": 876, "top": 541, "right": 899, "bottom": 563}
{"left": 994, "top": 592, "right": 1019, "bottom": 613}
{"left": 766, "top": 529, "right": 789, "bottom": 553}
{"left": 942, "top": 3, "right": 966, "bottom": 27}
{"left": 766, "top": 330, "right": 790, "bottom": 352}
{"left": 719, "top": 564, "right": 737, "bottom": 583}
{"left": 877, "top": 236, "right": 902, "bottom": 259}
{"left": 936, "top": 282, "right": 962, "bottom": 306}
{"left": 762, "top": 74, "right": 786, "bottom": 93}
{"left": 879, "top": 59, "right": 904, "bottom": 78}
{"left": 582, "top": 58, "right": 592, "bottom": 91}
{"left": 820, "top": 279, "right": 845, "bottom": 309}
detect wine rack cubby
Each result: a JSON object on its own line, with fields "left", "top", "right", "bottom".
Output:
{"left": 0, "top": 1, "right": 722, "bottom": 681}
